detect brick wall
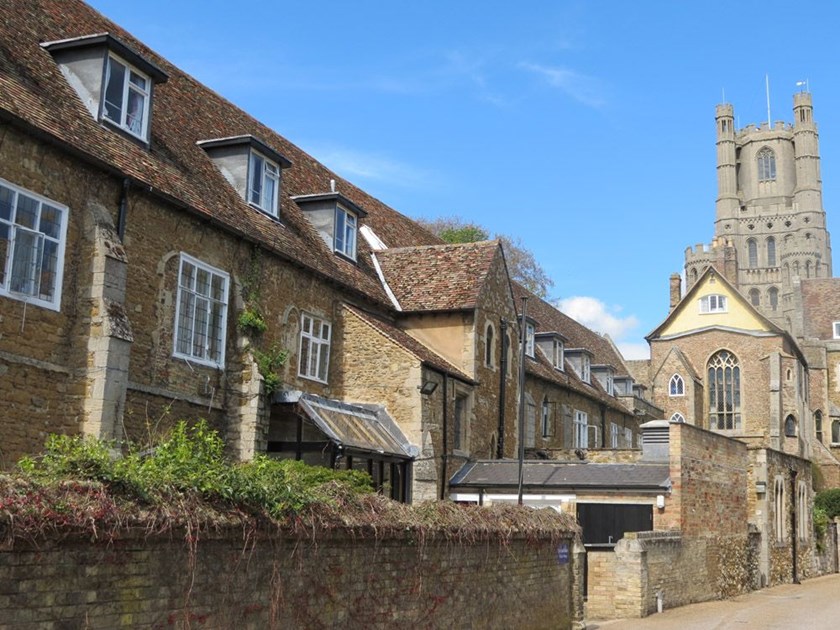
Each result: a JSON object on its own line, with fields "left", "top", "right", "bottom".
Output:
{"left": 0, "top": 529, "right": 579, "bottom": 629}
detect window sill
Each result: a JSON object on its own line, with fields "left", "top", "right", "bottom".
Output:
{"left": 298, "top": 373, "right": 328, "bottom": 385}
{"left": 248, "top": 202, "right": 281, "bottom": 222}
{"left": 173, "top": 353, "right": 225, "bottom": 370}
{"left": 101, "top": 118, "right": 150, "bottom": 147}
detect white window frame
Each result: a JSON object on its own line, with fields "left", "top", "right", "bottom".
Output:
{"left": 553, "top": 339, "right": 564, "bottom": 370}
{"left": 574, "top": 410, "right": 588, "bottom": 449}
{"left": 334, "top": 205, "right": 358, "bottom": 260}
{"left": 581, "top": 355, "right": 591, "bottom": 384}
{"left": 610, "top": 422, "right": 619, "bottom": 448}
{"left": 669, "top": 374, "right": 685, "bottom": 397}
{"left": 797, "top": 481, "right": 808, "bottom": 542}
{"left": 248, "top": 150, "right": 280, "bottom": 217}
{"left": 670, "top": 412, "right": 686, "bottom": 423}
{"left": 699, "top": 294, "right": 728, "bottom": 314}
{"left": 525, "top": 321, "right": 535, "bottom": 357}
{"left": 606, "top": 371, "right": 614, "bottom": 395}
{"left": 173, "top": 254, "right": 229, "bottom": 368}
{"left": 298, "top": 312, "right": 331, "bottom": 383}
{"left": 624, "top": 427, "right": 633, "bottom": 447}
{"left": 0, "top": 178, "right": 68, "bottom": 311}
{"left": 833, "top": 322, "right": 840, "bottom": 339}
{"left": 102, "top": 54, "right": 151, "bottom": 140}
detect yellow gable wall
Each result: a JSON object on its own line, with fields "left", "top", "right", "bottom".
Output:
{"left": 659, "top": 275, "right": 772, "bottom": 337}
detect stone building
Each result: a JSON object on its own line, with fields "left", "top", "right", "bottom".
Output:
{"left": 0, "top": 0, "right": 651, "bottom": 505}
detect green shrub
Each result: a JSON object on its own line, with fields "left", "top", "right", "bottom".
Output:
{"left": 237, "top": 307, "right": 267, "bottom": 335}
{"left": 815, "top": 488, "right": 840, "bottom": 520}
{"left": 251, "top": 344, "right": 288, "bottom": 394}
{"left": 18, "top": 420, "right": 372, "bottom": 518}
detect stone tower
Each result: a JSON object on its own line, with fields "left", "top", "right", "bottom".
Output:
{"left": 684, "top": 91, "right": 832, "bottom": 329}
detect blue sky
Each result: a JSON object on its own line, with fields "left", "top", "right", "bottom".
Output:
{"left": 86, "top": 0, "right": 840, "bottom": 359}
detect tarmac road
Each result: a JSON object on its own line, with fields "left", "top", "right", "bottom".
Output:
{"left": 588, "top": 574, "right": 840, "bottom": 629}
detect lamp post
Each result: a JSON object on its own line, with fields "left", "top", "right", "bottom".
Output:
{"left": 517, "top": 297, "right": 528, "bottom": 506}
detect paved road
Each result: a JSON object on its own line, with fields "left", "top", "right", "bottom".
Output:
{"left": 588, "top": 574, "right": 840, "bottom": 629}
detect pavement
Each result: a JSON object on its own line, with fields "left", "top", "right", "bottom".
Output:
{"left": 586, "top": 573, "right": 840, "bottom": 629}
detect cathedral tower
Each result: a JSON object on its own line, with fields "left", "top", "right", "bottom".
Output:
{"left": 685, "top": 91, "right": 832, "bottom": 329}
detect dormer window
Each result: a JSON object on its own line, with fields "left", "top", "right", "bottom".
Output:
{"left": 335, "top": 205, "right": 357, "bottom": 259}
{"left": 248, "top": 151, "right": 280, "bottom": 216}
{"left": 535, "top": 332, "right": 566, "bottom": 371}
{"left": 198, "top": 136, "right": 291, "bottom": 219}
{"left": 103, "top": 55, "right": 150, "bottom": 139}
{"left": 525, "top": 321, "right": 535, "bottom": 357}
{"left": 293, "top": 193, "right": 367, "bottom": 263}
{"left": 699, "top": 294, "right": 727, "bottom": 314}
{"left": 565, "top": 349, "right": 593, "bottom": 384}
{"left": 42, "top": 34, "right": 168, "bottom": 145}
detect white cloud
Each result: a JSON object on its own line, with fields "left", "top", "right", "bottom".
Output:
{"left": 556, "top": 296, "right": 638, "bottom": 338}
{"left": 518, "top": 63, "right": 607, "bottom": 108}
{"left": 306, "top": 145, "right": 433, "bottom": 188}
{"left": 616, "top": 342, "right": 650, "bottom": 361}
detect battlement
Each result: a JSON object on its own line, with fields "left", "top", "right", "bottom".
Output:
{"left": 736, "top": 121, "right": 792, "bottom": 136}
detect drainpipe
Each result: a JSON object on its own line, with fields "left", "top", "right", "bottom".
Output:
{"left": 497, "top": 318, "right": 508, "bottom": 458}
{"left": 791, "top": 467, "right": 800, "bottom": 584}
{"left": 439, "top": 373, "right": 449, "bottom": 501}
{"left": 600, "top": 404, "right": 607, "bottom": 449}
{"left": 117, "top": 178, "right": 130, "bottom": 240}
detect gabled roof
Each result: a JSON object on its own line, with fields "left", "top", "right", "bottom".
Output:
{"left": 651, "top": 346, "right": 700, "bottom": 384}
{"left": 343, "top": 305, "right": 474, "bottom": 384}
{"left": 648, "top": 266, "right": 786, "bottom": 340}
{"left": 1, "top": 0, "right": 440, "bottom": 311}
{"left": 375, "top": 241, "right": 501, "bottom": 313}
{"left": 450, "top": 460, "right": 670, "bottom": 493}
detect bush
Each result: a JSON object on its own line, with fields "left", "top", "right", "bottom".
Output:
{"left": 18, "top": 420, "right": 372, "bottom": 517}
{"left": 815, "top": 488, "right": 840, "bottom": 520}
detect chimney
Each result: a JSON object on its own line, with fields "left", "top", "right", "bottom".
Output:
{"left": 669, "top": 273, "right": 681, "bottom": 312}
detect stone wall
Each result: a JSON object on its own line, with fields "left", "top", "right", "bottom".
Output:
{"left": 0, "top": 529, "right": 580, "bottom": 629}
{"left": 585, "top": 531, "right": 757, "bottom": 620}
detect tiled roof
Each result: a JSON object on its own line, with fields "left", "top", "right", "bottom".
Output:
{"left": 376, "top": 241, "right": 500, "bottom": 312}
{"left": 343, "top": 305, "right": 474, "bottom": 383}
{"left": 525, "top": 351, "right": 630, "bottom": 415}
{"left": 1, "top": 0, "right": 441, "bottom": 310}
{"left": 513, "top": 283, "right": 631, "bottom": 378}
{"left": 450, "top": 460, "right": 670, "bottom": 492}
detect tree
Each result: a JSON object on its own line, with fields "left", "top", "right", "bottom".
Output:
{"left": 416, "top": 216, "right": 553, "bottom": 298}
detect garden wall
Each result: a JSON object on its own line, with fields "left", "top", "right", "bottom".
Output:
{"left": 0, "top": 527, "right": 580, "bottom": 629}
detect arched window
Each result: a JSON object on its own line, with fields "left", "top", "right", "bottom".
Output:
{"left": 774, "top": 476, "right": 786, "bottom": 542}
{"left": 832, "top": 419, "right": 840, "bottom": 445}
{"left": 758, "top": 147, "right": 776, "bottom": 181}
{"left": 768, "top": 287, "right": 779, "bottom": 311}
{"left": 749, "top": 289, "right": 760, "bottom": 307}
{"left": 669, "top": 374, "right": 685, "bottom": 397}
{"left": 805, "top": 260, "right": 812, "bottom": 278}
{"left": 815, "top": 410, "right": 823, "bottom": 443}
{"left": 784, "top": 414, "right": 797, "bottom": 437}
{"left": 747, "top": 239, "right": 758, "bottom": 268}
{"left": 504, "top": 332, "right": 512, "bottom": 376}
{"left": 798, "top": 481, "right": 809, "bottom": 542}
{"left": 767, "top": 237, "right": 776, "bottom": 266}
{"left": 670, "top": 412, "right": 686, "bottom": 423}
{"left": 708, "top": 350, "right": 741, "bottom": 430}
{"left": 484, "top": 323, "right": 494, "bottom": 368}
{"left": 690, "top": 268, "right": 698, "bottom": 285}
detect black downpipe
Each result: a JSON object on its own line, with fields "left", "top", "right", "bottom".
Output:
{"left": 497, "top": 318, "right": 508, "bottom": 458}
{"left": 600, "top": 404, "right": 607, "bottom": 449}
{"left": 439, "top": 374, "right": 449, "bottom": 500}
{"left": 117, "top": 178, "right": 130, "bottom": 240}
